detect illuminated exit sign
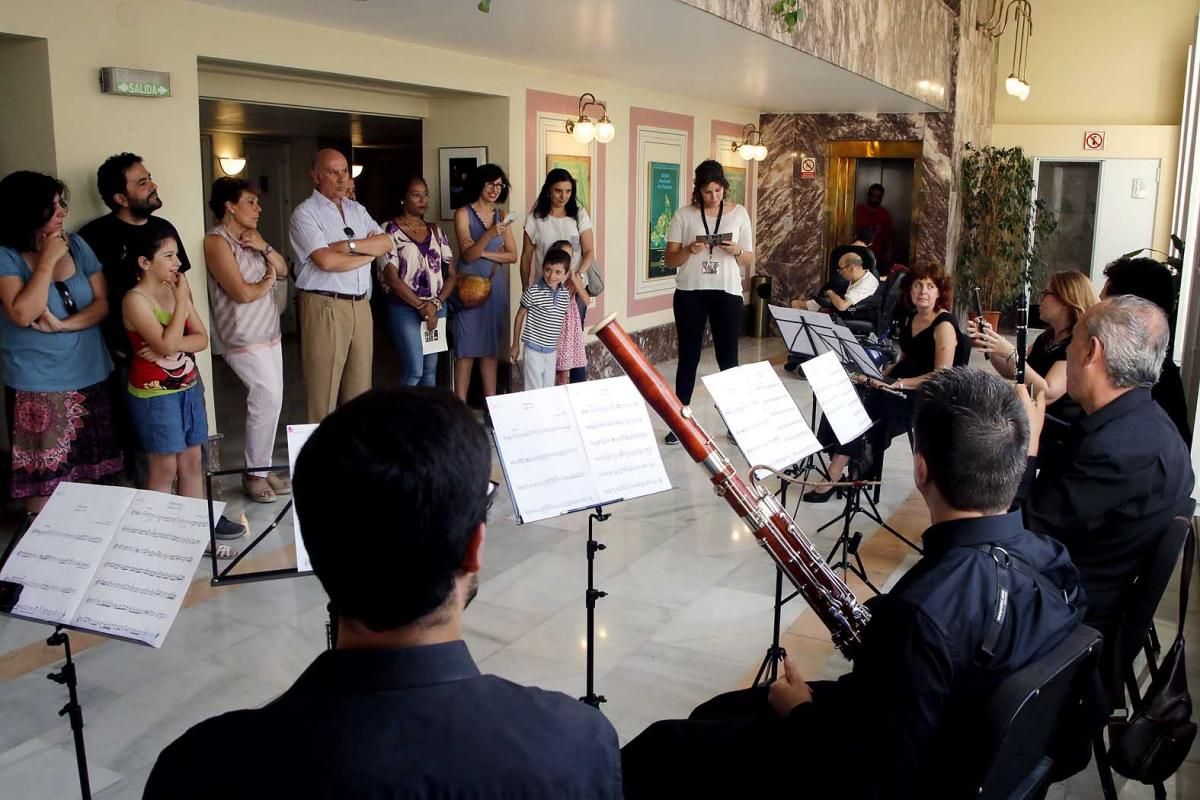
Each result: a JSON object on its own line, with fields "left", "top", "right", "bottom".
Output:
{"left": 99, "top": 67, "right": 171, "bottom": 98}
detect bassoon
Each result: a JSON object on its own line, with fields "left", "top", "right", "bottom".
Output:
{"left": 590, "top": 313, "right": 871, "bottom": 659}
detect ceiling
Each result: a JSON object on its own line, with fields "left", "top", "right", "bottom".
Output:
{"left": 191, "top": 0, "right": 938, "bottom": 114}
{"left": 200, "top": 98, "right": 421, "bottom": 145}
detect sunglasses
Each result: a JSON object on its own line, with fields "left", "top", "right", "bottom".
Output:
{"left": 54, "top": 281, "right": 78, "bottom": 316}
{"left": 343, "top": 226, "right": 355, "bottom": 239}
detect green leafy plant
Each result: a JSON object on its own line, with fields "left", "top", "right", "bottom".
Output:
{"left": 770, "top": 0, "right": 804, "bottom": 33}
{"left": 958, "top": 144, "right": 1056, "bottom": 311}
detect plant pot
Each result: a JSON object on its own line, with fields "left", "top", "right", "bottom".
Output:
{"left": 968, "top": 310, "right": 1003, "bottom": 333}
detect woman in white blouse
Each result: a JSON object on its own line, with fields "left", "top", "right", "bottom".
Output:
{"left": 662, "top": 160, "right": 754, "bottom": 445}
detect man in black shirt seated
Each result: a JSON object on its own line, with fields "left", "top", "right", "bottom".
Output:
{"left": 144, "top": 389, "right": 624, "bottom": 800}
{"left": 621, "top": 369, "right": 1084, "bottom": 799}
{"left": 1099, "top": 256, "right": 1192, "bottom": 444}
{"left": 1018, "top": 294, "right": 1194, "bottom": 638}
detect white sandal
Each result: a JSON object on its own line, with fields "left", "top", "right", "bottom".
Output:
{"left": 204, "top": 543, "right": 240, "bottom": 560}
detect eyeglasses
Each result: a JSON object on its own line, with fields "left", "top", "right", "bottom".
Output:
{"left": 343, "top": 226, "right": 355, "bottom": 239}
{"left": 1040, "top": 289, "right": 1056, "bottom": 299}
{"left": 53, "top": 281, "right": 78, "bottom": 316}
{"left": 484, "top": 180, "right": 507, "bottom": 190}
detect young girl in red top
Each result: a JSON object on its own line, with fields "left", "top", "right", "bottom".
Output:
{"left": 122, "top": 229, "right": 210, "bottom": 500}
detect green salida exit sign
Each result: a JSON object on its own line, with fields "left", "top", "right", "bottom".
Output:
{"left": 99, "top": 67, "right": 171, "bottom": 98}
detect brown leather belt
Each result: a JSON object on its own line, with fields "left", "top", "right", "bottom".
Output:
{"left": 302, "top": 289, "right": 367, "bottom": 301}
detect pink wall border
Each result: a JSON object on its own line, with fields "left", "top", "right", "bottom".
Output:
{"left": 711, "top": 119, "right": 755, "bottom": 218}
{"left": 525, "top": 88, "right": 606, "bottom": 325}
{"left": 626, "top": 107, "right": 695, "bottom": 317}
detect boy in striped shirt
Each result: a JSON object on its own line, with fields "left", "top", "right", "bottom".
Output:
{"left": 511, "top": 248, "right": 577, "bottom": 389}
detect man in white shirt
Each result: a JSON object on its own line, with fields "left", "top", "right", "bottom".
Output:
{"left": 799, "top": 253, "right": 879, "bottom": 315}
{"left": 289, "top": 149, "right": 393, "bottom": 421}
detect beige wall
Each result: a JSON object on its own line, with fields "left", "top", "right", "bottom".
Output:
{"left": 993, "top": 0, "right": 1197, "bottom": 126}
{"left": 0, "top": 35, "right": 56, "bottom": 178}
{"left": 0, "top": 0, "right": 758, "bottom": 431}
{"left": 991, "top": 124, "right": 1180, "bottom": 255}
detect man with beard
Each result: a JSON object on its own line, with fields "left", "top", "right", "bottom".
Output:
{"left": 80, "top": 153, "right": 246, "bottom": 542}
{"left": 144, "top": 388, "right": 623, "bottom": 800}
{"left": 853, "top": 183, "right": 894, "bottom": 271}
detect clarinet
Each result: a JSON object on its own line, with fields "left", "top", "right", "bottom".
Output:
{"left": 1015, "top": 275, "right": 1029, "bottom": 384}
{"left": 590, "top": 314, "right": 871, "bottom": 659}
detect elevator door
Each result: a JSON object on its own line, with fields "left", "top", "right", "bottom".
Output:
{"left": 854, "top": 158, "right": 915, "bottom": 269}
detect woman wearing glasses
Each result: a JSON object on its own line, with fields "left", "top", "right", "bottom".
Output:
{"left": 0, "top": 171, "right": 123, "bottom": 515}
{"left": 452, "top": 164, "right": 517, "bottom": 406}
{"left": 971, "top": 269, "right": 1097, "bottom": 459}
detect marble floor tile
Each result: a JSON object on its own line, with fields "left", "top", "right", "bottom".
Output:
{"left": 0, "top": 737, "right": 123, "bottom": 798}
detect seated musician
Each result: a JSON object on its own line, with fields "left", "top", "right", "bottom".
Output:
{"left": 144, "top": 389, "right": 624, "bottom": 800}
{"left": 1016, "top": 295, "right": 1194, "bottom": 639}
{"left": 970, "top": 270, "right": 1098, "bottom": 462}
{"left": 793, "top": 252, "right": 878, "bottom": 319}
{"left": 621, "top": 368, "right": 1085, "bottom": 799}
{"left": 804, "top": 263, "right": 964, "bottom": 502}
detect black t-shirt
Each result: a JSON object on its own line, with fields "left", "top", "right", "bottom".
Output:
{"left": 1026, "top": 330, "right": 1084, "bottom": 425}
{"left": 893, "top": 311, "right": 957, "bottom": 379}
{"left": 77, "top": 213, "right": 191, "bottom": 358}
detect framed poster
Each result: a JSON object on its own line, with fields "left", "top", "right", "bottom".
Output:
{"left": 546, "top": 153, "right": 592, "bottom": 212}
{"left": 647, "top": 161, "right": 680, "bottom": 280}
{"left": 725, "top": 165, "right": 747, "bottom": 207}
{"left": 439, "top": 146, "right": 488, "bottom": 219}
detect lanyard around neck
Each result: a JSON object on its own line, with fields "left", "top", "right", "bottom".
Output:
{"left": 700, "top": 204, "right": 723, "bottom": 254}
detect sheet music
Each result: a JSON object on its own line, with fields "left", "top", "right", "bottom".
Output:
{"left": 421, "top": 317, "right": 448, "bottom": 355}
{"left": 703, "top": 362, "right": 822, "bottom": 471}
{"left": 827, "top": 322, "right": 886, "bottom": 381}
{"left": 286, "top": 424, "right": 319, "bottom": 573}
{"left": 488, "top": 377, "right": 672, "bottom": 524}
{"left": 0, "top": 483, "right": 222, "bottom": 647}
{"left": 567, "top": 377, "right": 672, "bottom": 503}
{"left": 75, "top": 492, "right": 213, "bottom": 646}
{"left": 801, "top": 351, "right": 872, "bottom": 445}
{"left": 767, "top": 305, "right": 835, "bottom": 357}
{"left": 487, "top": 388, "right": 598, "bottom": 523}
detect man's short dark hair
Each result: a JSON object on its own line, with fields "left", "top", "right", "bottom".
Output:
{"left": 1102, "top": 256, "right": 1175, "bottom": 316}
{"left": 912, "top": 368, "right": 1029, "bottom": 513}
{"left": 868, "top": 183, "right": 885, "bottom": 196}
{"left": 543, "top": 248, "right": 571, "bottom": 269}
{"left": 293, "top": 389, "right": 491, "bottom": 632}
{"left": 97, "top": 152, "right": 144, "bottom": 212}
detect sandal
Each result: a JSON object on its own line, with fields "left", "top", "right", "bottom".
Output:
{"left": 204, "top": 543, "right": 240, "bottom": 560}
{"left": 242, "top": 476, "right": 277, "bottom": 504}
{"left": 265, "top": 474, "right": 292, "bottom": 495}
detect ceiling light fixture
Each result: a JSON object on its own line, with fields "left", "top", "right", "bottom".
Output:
{"left": 978, "top": 0, "right": 1033, "bottom": 102}
{"left": 565, "top": 92, "right": 614, "bottom": 145}
{"left": 732, "top": 124, "right": 768, "bottom": 162}
{"left": 218, "top": 156, "right": 246, "bottom": 176}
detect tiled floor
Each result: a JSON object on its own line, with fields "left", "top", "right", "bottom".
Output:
{"left": 0, "top": 334, "right": 1197, "bottom": 798}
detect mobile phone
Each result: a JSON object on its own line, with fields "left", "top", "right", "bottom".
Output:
{"left": 501, "top": 212, "right": 517, "bottom": 227}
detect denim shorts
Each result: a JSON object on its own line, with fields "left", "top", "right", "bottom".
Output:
{"left": 128, "top": 383, "right": 209, "bottom": 455}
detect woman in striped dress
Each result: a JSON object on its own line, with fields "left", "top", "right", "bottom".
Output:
{"left": 203, "top": 177, "right": 289, "bottom": 503}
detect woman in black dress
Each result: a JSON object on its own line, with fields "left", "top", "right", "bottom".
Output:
{"left": 805, "top": 264, "right": 962, "bottom": 501}
{"left": 970, "top": 269, "right": 1097, "bottom": 459}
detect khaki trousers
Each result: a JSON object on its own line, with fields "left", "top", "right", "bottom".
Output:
{"left": 299, "top": 292, "right": 373, "bottom": 422}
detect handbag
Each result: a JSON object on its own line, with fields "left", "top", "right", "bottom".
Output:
{"left": 456, "top": 263, "right": 495, "bottom": 310}
{"left": 1108, "top": 525, "right": 1197, "bottom": 783}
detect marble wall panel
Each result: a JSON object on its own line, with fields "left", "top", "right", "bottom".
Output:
{"left": 680, "top": 0, "right": 954, "bottom": 109}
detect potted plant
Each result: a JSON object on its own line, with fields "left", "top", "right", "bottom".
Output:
{"left": 958, "top": 144, "right": 1056, "bottom": 329}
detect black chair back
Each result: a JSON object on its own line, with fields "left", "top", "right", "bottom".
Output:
{"left": 876, "top": 276, "right": 907, "bottom": 339}
{"left": 953, "top": 324, "right": 973, "bottom": 367}
{"left": 971, "top": 624, "right": 1103, "bottom": 800}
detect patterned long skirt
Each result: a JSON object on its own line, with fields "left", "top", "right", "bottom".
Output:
{"left": 7, "top": 379, "right": 125, "bottom": 499}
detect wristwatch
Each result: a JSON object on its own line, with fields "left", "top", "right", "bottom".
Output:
{"left": 262, "top": 245, "right": 273, "bottom": 257}
{"left": 347, "top": 240, "right": 358, "bottom": 253}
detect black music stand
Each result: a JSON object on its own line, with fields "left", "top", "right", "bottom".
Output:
{"left": 582, "top": 506, "right": 609, "bottom": 707}
{"left": 203, "top": 463, "right": 304, "bottom": 586}
{"left": 751, "top": 468, "right": 802, "bottom": 687}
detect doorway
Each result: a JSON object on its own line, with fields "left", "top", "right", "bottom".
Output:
{"left": 824, "top": 141, "right": 922, "bottom": 276}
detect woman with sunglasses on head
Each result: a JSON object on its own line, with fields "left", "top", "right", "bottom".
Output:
{"left": 0, "top": 171, "right": 123, "bottom": 517}
{"left": 971, "top": 270, "right": 1097, "bottom": 460}
{"left": 452, "top": 164, "right": 517, "bottom": 407}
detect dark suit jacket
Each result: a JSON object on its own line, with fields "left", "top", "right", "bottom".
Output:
{"left": 144, "top": 641, "right": 623, "bottom": 799}
{"left": 1017, "top": 387, "right": 1195, "bottom": 630}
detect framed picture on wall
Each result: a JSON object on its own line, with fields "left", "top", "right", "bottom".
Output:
{"left": 546, "top": 153, "right": 592, "bottom": 212}
{"left": 724, "top": 165, "right": 747, "bottom": 208}
{"left": 439, "top": 146, "right": 488, "bottom": 219}
{"left": 647, "top": 161, "right": 681, "bottom": 280}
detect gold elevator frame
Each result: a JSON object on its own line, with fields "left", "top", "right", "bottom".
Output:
{"left": 824, "top": 140, "right": 924, "bottom": 268}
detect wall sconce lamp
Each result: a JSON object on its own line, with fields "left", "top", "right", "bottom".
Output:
{"left": 732, "top": 124, "right": 768, "bottom": 162}
{"left": 218, "top": 156, "right": 246, "bottom": 176}
{"left": 978, "top": 0, "right": 1032, "bottom": 101}
{"left": 565, "top": 92, "right": 615, "bottom": 144}
{"left": 352, "top": 164, "right": 364, "bottom": 179}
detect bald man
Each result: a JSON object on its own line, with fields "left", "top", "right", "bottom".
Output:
{"left": 289, "top": 149, "right": 393, "bottom": 421}
{"left": 796, "top": 252, "right": 878, "bottom": 314}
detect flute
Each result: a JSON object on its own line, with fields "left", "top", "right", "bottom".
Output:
{"left": 590, "top": 313, "right": 871, "bottom": 659}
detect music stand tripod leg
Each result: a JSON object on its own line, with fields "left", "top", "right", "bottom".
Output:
{"left": 581, "top": 506, "right": 609, "bottom": 708}
{"left": 47, "top": 627, "right": 91, "bottom": 800}
{"left": 752, "top": 567, "right": 788, "bottom": 686}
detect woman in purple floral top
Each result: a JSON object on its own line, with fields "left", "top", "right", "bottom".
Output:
{"left": 378, "top": 176, "right": 458, "bottom": 386}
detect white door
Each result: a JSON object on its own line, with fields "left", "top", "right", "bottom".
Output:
{"left": 1090, "top": 158, "right": 1160, "bottom": 287}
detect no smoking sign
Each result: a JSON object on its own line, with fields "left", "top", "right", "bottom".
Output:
{"left": 1084, "top": 131, "right": 1105, "bottom": 151}
{"left": 800, "top": 156, "right": 817, "bottom": 178}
